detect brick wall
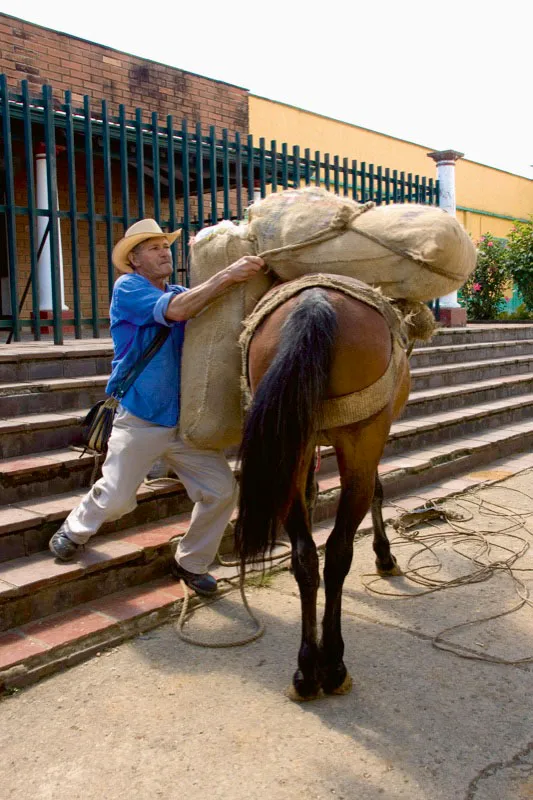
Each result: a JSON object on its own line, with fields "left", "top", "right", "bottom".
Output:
{"left": 1, "top": 14, "right": 251, "bottom": 333}
{"left": 0, "top": 13, "right": 248, "bottom": 133}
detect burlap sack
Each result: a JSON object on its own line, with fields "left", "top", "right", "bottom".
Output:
{"left": 247, "top": 187, "right": 476, "bottom": 302}
{"left": 179, "top": 221, "right": 274, "bottom": 449}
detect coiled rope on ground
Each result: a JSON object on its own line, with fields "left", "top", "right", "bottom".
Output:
{"left": 362, "top": 481, "right": 533, "bottom": 665}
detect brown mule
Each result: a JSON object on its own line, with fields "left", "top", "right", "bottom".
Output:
{"left": 234, "top": 283, "right": 410, "bottom": 701}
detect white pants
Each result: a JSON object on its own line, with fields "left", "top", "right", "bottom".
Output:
{"left": 63, "top": 406, "right": 238, "bottom": 574}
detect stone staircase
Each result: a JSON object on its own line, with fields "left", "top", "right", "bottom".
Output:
{"left": 2, "top": 324, "right": 533, "bottom": 691}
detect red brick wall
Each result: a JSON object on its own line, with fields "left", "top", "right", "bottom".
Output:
{"left": 0, "top": 13, "right": 248, "bottom": 133}
{"left": 1, "top": 14, "right": 251, "bottom": 332}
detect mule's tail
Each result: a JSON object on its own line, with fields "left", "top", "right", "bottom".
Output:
{"left": 234, "top": 288, "right": 337, "bottom": 565}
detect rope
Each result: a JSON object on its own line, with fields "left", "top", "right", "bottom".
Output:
{"left": 142, "top": 469, "right": 293, "bottom": 648}
{"left": 174, "top": 545, "right": 292, "bottom": 648}
{"left": 174, "top": 572, "right": 265, "bottom": 648}
{"left": 255, "top": 202, "right": 374, "bottom": 262}
{"left": 361, "top": 480, "right": 533, "bottom": 665}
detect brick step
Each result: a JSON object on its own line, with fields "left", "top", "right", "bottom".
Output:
{"left": 0, "top": 409, "right": 88, "bottom": 459}
{"left": 3, "top": 350, "right": 533, "bottom": 460}
{"left": 2, "top": 446, "right": 532, "bottom": 692}
{"left": 0, "top": 347, "right": 112, "bottom": 384}
{"left": 4, "top": 378, "right": 533, "bottom": 505}
{"left": 2, "top": 410, "right": 533, "bottom": 576}
{"left": 0, "top": 340, "right": 113, "bottom": 383}
{"left": 3, "top": 409, "right": 533, "bottom": 565}
{"left": 416, "top": 324, "right": 533, "bottom": 347}
{"left": 384, "top": 394, "right": 533, "bottom": 457}
{"left": 0, "top": 447, "right": 99, "bottom": 505}
{"left": 410, "top": 353, "right": 533, "bottom": 390}
{"left": 0, "top": 376, "right": 107, "bottom": 416}
{"left": 1, "top": 324, "right": 532, "bottom": 380}
{"left": 402, "top": 372, "right": 533, "bottom": 420}
{"left": 1, "top": 337, "right": 531, "bottom": 419}
{"left": 0, "top": 478, "right": 196, "bottom": 564}
{"left": 409, "top": 338, "right": 533, "bottom": 369}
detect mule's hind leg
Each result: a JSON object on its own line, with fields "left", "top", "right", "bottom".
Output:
{"left": 284, "top": 493, "right": 322, "bottom": 701}
{"left": 318, "top": 475, "right": 370, "bottom": 696}
{"left": 371, "top": 473, "right": 401, "bottom": 576}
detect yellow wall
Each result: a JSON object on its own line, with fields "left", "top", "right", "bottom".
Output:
{"left": 249, "top": 95, "right": 533, "bottom": 241}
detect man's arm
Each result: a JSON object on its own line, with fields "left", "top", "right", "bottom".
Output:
{"left": 164, "top": 256, "right": 265, "bottom": 322}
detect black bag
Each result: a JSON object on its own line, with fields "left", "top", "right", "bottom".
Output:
{"left": 82, "top": 327, "right": 171, "bottom": 454}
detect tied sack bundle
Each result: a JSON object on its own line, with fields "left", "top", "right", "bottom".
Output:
{"left": 247, "top": 187, "right": 476, "bottom": 302}
{"left": 179, "top": 220, "right": 274, "bottom": 449}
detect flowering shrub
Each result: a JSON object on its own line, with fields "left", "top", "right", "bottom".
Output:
{"left": 505, "top": 217, "right": 533, "bottom": 311}
{"left": 461, "top": 234, "right": 509, "bottom": 320}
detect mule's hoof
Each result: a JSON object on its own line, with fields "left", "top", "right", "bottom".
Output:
{"left": 285, "top": 684, "right": 324, "bottom": 703}
{"left": 324, "top": 671, "right": 353, "bottom": 696}
{"left": 376, "top": 556, "right": 402, "bottom": 577}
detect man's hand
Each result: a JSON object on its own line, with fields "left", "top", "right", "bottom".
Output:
{"left": 223, "top": 255, "right": 265, "bottom": 283}
{"left": 165, "top": 256, "right": 267, "bottom": 322}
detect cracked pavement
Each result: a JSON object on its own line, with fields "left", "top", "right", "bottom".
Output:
{"left": 1, "top": 472, "right": 533, "bottom": 800}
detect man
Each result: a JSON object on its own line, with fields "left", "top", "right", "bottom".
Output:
{"left": 49, "top": 219, "right": 264, "bottom": 596}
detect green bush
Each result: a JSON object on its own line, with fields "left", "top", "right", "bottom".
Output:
{"left": 461, "top": 234, "right": 510, "bottom": 320}
{"left": 505, "top": 217, "right": 533, "bottom": 311}
{"left": 497, "top": 303, "right": 533, "bottom": 321}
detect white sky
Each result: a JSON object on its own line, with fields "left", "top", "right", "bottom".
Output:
{"left": 2, "top": 0, "right": 532, "bottom": 178}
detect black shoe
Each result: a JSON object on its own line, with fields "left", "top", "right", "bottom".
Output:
{"left": 49, "top": 528, "right": 81, "bottom": 561}
{"left": 171, "top": 561, "right": 218, "bottom": 596}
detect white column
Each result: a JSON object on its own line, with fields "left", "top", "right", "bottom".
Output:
{"left": 36, "top": 150, "right": 68, "bottom": 311}
{"left": 427, "top": 149, "right": 464, "bottom": 309}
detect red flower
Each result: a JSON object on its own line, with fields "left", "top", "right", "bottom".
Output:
{"left": 473, "top": 283, "right": 482, "bottom": 292}
{"left": 487, "top": 241, "right": 494, "bottom": 247}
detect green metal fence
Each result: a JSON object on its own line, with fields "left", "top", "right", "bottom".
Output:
{"left": 0, "top": 76, "right": 439, "bottom": 344}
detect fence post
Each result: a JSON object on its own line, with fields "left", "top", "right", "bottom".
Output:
{"left": 427, "top": 149, "right": 467, "bottom": 327}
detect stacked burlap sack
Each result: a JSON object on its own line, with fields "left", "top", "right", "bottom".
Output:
{"left": 180, "top": 188, "right": 476, "bottom": 449}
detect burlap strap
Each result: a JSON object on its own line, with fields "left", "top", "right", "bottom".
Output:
{"left": 240, "top": 274, "right": 409, "bottom": 433}
{"left": 321, "top": 341, "right": 403, "bottom": 429}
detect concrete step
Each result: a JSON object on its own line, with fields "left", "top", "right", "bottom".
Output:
{"left": 409, "top": 338, "right": 533, "bottom": 369}
{"left": 2, "top": 446, "right": 533, "bottom": 692}
{"left": 0, "top": 376, "right": 107, "bottom": 416}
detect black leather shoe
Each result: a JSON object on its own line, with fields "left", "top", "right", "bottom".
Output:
{"left": 49, "top": 528, "right": 81, "bottom": 561}
{"left": 171, "top": 561, "right": 218, "bottom": 596}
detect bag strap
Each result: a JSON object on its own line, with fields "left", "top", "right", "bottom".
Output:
{"left": 114, "top": 326, "right": 171, "bottom": 400}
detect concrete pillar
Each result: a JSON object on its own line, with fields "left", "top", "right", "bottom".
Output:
{"left": 427, "top": 149, "right": 467, "bottom": 327}
{"left": 36, "top": 147, "right": 68, "bottom": 311}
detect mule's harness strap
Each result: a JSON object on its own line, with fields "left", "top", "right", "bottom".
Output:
{"left": 240, "top": 273, "right": 411, "bottom": 435}
{"left": 320, "top": 342, "right": 403, "bottom": 430}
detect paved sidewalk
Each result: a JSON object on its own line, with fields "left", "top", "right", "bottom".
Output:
{"left": 1, "top": 470, "right": 533, "bottom": 800}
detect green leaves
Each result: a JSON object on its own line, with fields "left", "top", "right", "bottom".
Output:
{"left": 461, "top": 234, "right": 510, "bottom": 320}
{"left": 506, "top": 217, "right": 533, "bottom": 310}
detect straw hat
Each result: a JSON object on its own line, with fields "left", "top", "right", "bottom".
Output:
{"left": 112, "top": 219, "right": 181, "bottom": 273}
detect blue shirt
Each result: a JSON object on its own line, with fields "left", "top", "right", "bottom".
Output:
{"left": 106, "top": 273, "right": 188, "bottom": 427}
